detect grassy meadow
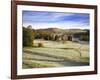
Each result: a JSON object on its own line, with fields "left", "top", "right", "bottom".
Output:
{"left": 23, "top": 39, "right": 89, "bottom": 69}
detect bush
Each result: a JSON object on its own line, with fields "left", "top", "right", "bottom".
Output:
{"left": 23, "top": 27, "right": 34, "bottom": 47}
{"left": 80, "top": 35, "right": 89, "bottom": 41}
{"left": 38, "top": 43, "right": 44, "bottom": 47}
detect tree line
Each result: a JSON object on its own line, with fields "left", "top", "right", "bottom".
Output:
{"left": 23, "top": 25, "right": 89, "bottom": 47}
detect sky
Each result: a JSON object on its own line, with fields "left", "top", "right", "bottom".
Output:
{"left": 22, "top": 11, "right": 90, "bottom": 29}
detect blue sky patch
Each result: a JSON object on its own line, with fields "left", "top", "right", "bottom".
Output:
{"left": 22, "top": 11, "right": 90, "bottom": 29}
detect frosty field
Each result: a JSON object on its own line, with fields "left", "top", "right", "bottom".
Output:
{"left": 23, "top": 39, "right": 89, "bottom": 69}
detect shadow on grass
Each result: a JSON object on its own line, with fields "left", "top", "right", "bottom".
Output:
{"left": 23, "top": 50, "right": 89, "bottom": 69}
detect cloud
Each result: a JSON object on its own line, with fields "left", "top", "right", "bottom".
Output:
{"left": 22, "top": 11, "right": 90, "bottom": 29}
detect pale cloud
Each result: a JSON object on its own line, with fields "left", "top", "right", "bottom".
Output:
{"left": 23, "top": 21, "right": 89, "bottom": 29}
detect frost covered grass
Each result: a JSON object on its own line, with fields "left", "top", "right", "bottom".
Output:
{"left": 23, "top": 39, "right": 89, "bottom": 69}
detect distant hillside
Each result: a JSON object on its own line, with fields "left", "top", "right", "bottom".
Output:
{"left": 33, "top": 28, "right": 89, "bottom": 34}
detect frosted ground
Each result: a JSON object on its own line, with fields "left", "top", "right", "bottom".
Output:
{"left": 23, "top": 39, "right": 89, "bottom": 68}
